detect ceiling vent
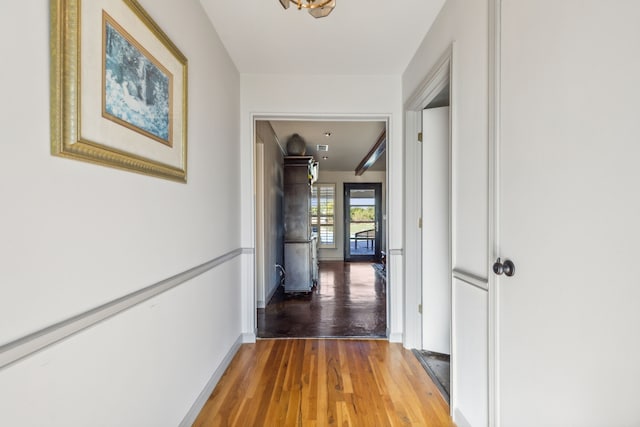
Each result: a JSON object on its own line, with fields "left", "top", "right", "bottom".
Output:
{"left": 316, "top": 144, "right": 329, "bottom": 152}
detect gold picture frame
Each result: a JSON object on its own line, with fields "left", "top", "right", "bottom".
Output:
{"left": 51, "top": 0, "right": 188, "bottom": 182}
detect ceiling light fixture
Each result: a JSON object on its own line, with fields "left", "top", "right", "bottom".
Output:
{"left": 279, "top": 0, "right": 336, "bottom": 18}
{"left": 324, "top": 132, "right": 332, "bottom": 137}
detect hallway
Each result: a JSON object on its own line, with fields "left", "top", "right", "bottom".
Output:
{"left": 258, "top": 261, "right": 386, "bottom": 338}
{"left": 193, "top": 339, "right": 454, "bottom": 426}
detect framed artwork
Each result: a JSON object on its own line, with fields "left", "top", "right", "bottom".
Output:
{"left": 51, "top": 0, "right": 188, "bottom": 182}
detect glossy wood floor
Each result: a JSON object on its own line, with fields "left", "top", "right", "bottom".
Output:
{"left": 257, "top": 262, "right": 386, "bottom": 338}
{"left": 193, "top": 339, "right": 454, "bottom": 427}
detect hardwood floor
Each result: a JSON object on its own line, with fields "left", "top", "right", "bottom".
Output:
{"left": 258, "top": 261, "right": 386, "bottom": 338}
{"left": 193, "top": 339, "right": 454, "bottom": 427}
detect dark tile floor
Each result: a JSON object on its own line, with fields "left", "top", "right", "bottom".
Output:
{"left": 257, "top": 261, "right": 387, "bottom": 338}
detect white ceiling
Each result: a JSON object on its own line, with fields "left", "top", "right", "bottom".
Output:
{"left": 269, "top": 120, "right": 386, "bottom": 172}
{"left": 198, "top": 0, "right": 446, "bottom": 75}
{"left": 199, "top": 1, "right": 444, "bottom": 174}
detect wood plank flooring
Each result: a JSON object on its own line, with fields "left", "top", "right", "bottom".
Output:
{"left": 193, "top": 339, "right": 454, "bottom": 426}
{"left": 258, "top": 262, "right": 386, "bottom": 338}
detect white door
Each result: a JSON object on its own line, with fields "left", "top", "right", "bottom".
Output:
{"left": 422, "top": 106, "right": 451, "bottom": 355}
{"left": 498, "top": 2, "right": 640, "bottom": 425}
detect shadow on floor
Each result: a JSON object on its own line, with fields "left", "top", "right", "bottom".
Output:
{"left": 412, "top": 349, "right": 450, "bottom": 403}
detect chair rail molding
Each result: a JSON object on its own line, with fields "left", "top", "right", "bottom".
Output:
{"left": 0, "top": 248, "right": 244, "bottom": 370}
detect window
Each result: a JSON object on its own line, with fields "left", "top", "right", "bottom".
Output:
{"left": 311, "top": 183, "right": 335, "bottom": 248}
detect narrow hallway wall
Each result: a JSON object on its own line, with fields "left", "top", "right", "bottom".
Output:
{"left": 0, "top": 1, "right": 242, "bottom": 425}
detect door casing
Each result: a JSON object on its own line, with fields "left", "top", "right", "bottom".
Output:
{"left": 249, "top": 114, "right": 395, "bottom": 342}
{"left": 404, "top": 35, "right": 499, "bottom": 425}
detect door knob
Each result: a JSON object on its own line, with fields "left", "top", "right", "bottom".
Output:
{"left": 493, "top": 258, "right": 515, "bottom": 277}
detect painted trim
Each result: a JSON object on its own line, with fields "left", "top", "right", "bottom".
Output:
{"left": 403, "top": 42, "right": 456, "bottom": 412}
{"left": 0, "top": 248, "right": 243, "bottom": 370}
{"left": 248, "top": 112, "right": 398, "bottom": 343}
{"left": 388, "top": 332, "right": 403, "bottom": 343}
{"left": 453, "top": 409, "right": 473, "bottom": 427}
{"left": 404, "top": 45, "right": 454, "bottom": 111}
{"left": 488, "top": 0, "right": 502, "bottom": 425}
{"left": 241, "top": 332, "right": 257, "bottom": 343}
{"left": 255, "top": 140, "right": 266, "bottom": 308}
{"left": 452, "top": 268, "right": 489, "bottom": 292}
{"left": 179, "top": 334, "right": 243, "bottom": 427}
{"left": 401, "top": 110, "right": 422, "bottom": 350}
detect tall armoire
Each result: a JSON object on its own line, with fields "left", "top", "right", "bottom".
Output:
{"left": 283, "top": 156, "right": 318, "bottom": 293}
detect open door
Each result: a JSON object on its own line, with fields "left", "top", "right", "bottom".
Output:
{"left": 421, "top": 106, "right": 451, "bottom": 355}
{"left": 417, "top": 105, "right": 452, "bottom": 405}
{"left": 344, "top": 183, "right": 382, "bottom": 262}
{"left": 405, "top": 46, "right": 491, "bottom": 426}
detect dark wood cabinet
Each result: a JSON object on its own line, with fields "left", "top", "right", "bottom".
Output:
{"left": 283, "top": 156, "right": 317, "bottom": 293}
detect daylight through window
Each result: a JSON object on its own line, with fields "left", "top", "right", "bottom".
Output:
{"left": 311, "top": 184, "right": 335, "bottom": 248}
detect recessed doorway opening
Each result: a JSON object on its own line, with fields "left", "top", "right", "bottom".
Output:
{"left": 253, "top": 117, "right": 390, "bottom": 339}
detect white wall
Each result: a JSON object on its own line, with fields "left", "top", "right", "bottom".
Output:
{"left": 240, "top": 74, "right": 405, "bottom": 341}
{"left": 0, "top": 1, "right": 241, "bottom": 425}
{"left": 404, "top": 0, "right": 489, "bottom": 278}
{"left": 316, "top": 170, "right": 386, "bottom": 261}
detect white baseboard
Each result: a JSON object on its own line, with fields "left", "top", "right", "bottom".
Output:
{"left": 388, "top": 332, "right": 403, "bottom": 343}
{"left": 453, "top": 408, "right": 473, "bottom": 427}
{"left": 179, "top": 335, "right": 243, "bottom": 427}
{"left": 318, "top": 256, "right": 343, "bottom": 261}
{"left": 265, "top": 280, "right": 279, "bottom": 305}
{"left": 258, "top": 279, "right": 281, "bottom": 309}
{"left": 242, "top": 332, "right": 256, "bottom": 343}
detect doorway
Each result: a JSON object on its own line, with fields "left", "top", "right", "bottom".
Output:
{"left": 344, "top": 183, "right": 382, "bottom": 262}
{"left": 405, "top": 44, "right": 493, "bottom": 425}
{"left": 417, "top": 101, "right": 451, "bottom": 403}
{"left": 252, "top": 118, "right": 390, "bottom": 339}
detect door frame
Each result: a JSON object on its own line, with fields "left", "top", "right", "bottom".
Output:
{"left": 343, "top": 182, "right": 383, "bottom": 262}
{"left": 249, "top": 114, "right": 394, "bottom": 340}
{"left": 404, "top": 43, "right": 456, "bottom": 411}
{"left": 488, "top": 0, "right": 502, "bottom": 424}
{"left": 403, "top": 0, "right": 502, "bottom": 419}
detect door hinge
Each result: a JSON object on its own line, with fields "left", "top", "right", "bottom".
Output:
{"left": 418, "top": 217, "right": 422, "bottom": 229}
{"left": 417, "top": 132, "right": 423, "bottom": 142}
{"left": 418, "top": 304, "right": 422, "bottom": 314}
